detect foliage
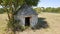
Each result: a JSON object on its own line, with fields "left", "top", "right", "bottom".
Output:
{"left": 25, "top": 0, "right": 39, "bottom": 6}
{"left": 7, "top": 19, "right": 25, "bottom": 31}
{"left": 34, "top": 7, "right": 42, "bottom": 14}
{"left": 34, "top": 7, "right": 60, "bottom": 14}
{"left": 44, "top": 7, "right": 60, "bottom": 13}
{"left": 0, "top": 8, "right": 6, "bottom": 14}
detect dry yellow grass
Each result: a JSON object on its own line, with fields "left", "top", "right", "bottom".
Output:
{"left": 0, "top": 13, "right": 8, "bottom": 34}
{"left": 0, "top": 12, "right": 60, "bottom": 34}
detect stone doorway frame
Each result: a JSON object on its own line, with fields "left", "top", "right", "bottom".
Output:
{"left": 25, "top": 17, "right": 31, "bottom": 26}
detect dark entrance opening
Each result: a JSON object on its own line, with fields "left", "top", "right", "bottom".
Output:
{"left": 25, "top": 17, "right": 30, "bottom": 26}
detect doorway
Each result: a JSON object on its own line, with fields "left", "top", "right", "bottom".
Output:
{"left": 25, "top": 17, "right": 30, "bottom": 26}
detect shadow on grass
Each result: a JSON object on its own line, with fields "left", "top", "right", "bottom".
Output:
{"left": 32, "top": 17, "right": 49, "bottom": 30}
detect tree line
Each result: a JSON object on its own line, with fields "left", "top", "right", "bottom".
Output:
{"left": 34, "top": 7, "right": 60, "bottom": 13}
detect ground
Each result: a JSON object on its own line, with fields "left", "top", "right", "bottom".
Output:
{"left": 0, "top": 12, "right": 60, "bottom": 34}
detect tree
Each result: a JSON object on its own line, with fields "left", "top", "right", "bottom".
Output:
{"left": 41, "top": 7, "right": 45, "bottom": 12}
{"left": 34, "top": 7, "right": 42, "bottom": 14}
{"left": 42, "top": 7, "right": 60, "bottom": 13}
{"left": 45, "top": 7, "right": 52, "bottom": 12}
{"left": 0, "top": 0, "right": 39, "bottom": 19}
{"left": 0, "top": 8, "right": 5, "bottom": 14}
{"left": 55, "top": 7, "right": 60, "bottom": 13}
{"left": 0, "top": 0, "right": 39, "bottom": 34}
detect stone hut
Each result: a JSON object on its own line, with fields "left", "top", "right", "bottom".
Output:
{"left": 14, "top": 4, "right": 38, "bottom": 27}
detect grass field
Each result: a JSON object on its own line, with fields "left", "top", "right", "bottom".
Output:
{"left": 0, "top": 13, "right": 8, "bottom": 34}
{"left": 0, "top": 12, "right": 60, "bottom": 34}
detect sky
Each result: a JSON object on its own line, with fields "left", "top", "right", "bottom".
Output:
{"left": 37, "top": 0, "right": 60, "bottom": 8}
